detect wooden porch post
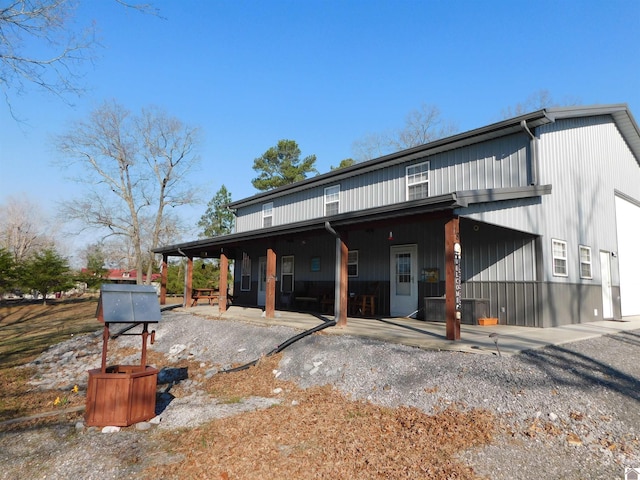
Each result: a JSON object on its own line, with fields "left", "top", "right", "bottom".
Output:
{"left": 186, "top": 256, "right": 193, "bottom": 308}
{"left": 265, "top": 248, "right": 276, "bottom": 318}
{"left": 336, "top": 237, "right": 348, "bottom": 327}
{"left": 160, "top": 254, "right": 168, "bottom": 305}
{"left": 219, "top": 251, "right": 228, "bottom": 313}
{"left": 445, "top": 216, "right": 461, "bottom": 340}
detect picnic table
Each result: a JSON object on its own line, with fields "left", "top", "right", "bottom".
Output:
{"left": 191, "top": 288, "right": 219, "bottom": 306}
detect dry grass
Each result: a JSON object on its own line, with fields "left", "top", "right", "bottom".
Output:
{"left": 0, "top": 298, "right": 498, "bottom": 479}
{"left": 0, "top": 297, "right": 100, "bottom": 368}
{"left": 0, "top": 366, "right": 85, "bottom": 426}
{"left": 0, "top": 297, "right": 99, "bottom": 424}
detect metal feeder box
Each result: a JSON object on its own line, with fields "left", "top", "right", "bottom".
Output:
{"left": 85, "top": 284, "right": 161, "bottom": 427}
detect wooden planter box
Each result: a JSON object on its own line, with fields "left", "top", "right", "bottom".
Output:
{"left": 478, "top": 317, "right": 499, "bottom": 326}
{"left": 85, "top": 365, "right": 159, "bottom": 427}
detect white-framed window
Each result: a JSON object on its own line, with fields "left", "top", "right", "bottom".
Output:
{"left": 281, "top": 256, "right": 294, "bottom": 293}
{"left": 552, "top": 239, "right": 568, "bottom": 277}
{"left": 262, "top": 202, "right": 273, "bottom": 228}
{"left": 240, "top": 253, "right": 251, "bottom": 291}
{"left": 406, "top": 161, "right": 429, "bottom": 201}
{"left": 579, "top": 245, "right": 592, "bottom": 279}
{"left": 347, "top": 250, "right": 358, "bottom": 277}
{"left": 324, "top": 185, "right": 340, "bottom": 216}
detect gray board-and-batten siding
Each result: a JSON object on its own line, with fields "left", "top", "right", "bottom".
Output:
{"left": 234, "top": 132, "right": 532, "bottom": 233}
{"left": 232, "top": 216, "right": 557, "bottom": 327}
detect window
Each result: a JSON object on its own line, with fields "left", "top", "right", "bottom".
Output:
{"left": 241, "top": 253, "right": 251, "bottom": 291}
{"left": 262, "top": 203, "right": 273, "bottom": 228}
{"left": 347, "top": 250, "right": 358, "bottom": 277}
{"left": 552, "top": 239, "right": 568, "bottom": 277}
{"left": 406, "top": 161, "right": 429, "bottom": 200}
{"left": 324, "top": 185, "right": 340, "bottom": 216}
{"left": 579, "top": 245, "right": 592, "bottom": 279}
{"left": 281, "top": 256, "right": 294, "bottom": 292}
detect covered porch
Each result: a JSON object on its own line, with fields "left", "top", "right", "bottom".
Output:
{"left": 155, "top": 197, "right": 466, "bottom": 340}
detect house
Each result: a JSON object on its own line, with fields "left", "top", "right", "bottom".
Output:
{"left": 83, "top": 269, "right": 162, "bottom": 291}
{"left": 155, "top": 104, "right": 640, "bottom": 339}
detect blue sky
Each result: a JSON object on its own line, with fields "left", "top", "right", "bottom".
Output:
{"left": 1, "top": 0, "right": 639, "bottom": 258}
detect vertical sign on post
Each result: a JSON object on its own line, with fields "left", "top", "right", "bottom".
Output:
{"left": 445, "top": 216, "right": 461, "bottom": 340}
{"left": 454, "top": 242, "right": 462, "bottom": 315}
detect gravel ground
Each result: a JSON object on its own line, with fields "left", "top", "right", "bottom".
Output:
{"left": 2, "top": 310, "right": 639, "bottom": 479}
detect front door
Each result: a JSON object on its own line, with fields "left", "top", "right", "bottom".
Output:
{"left": 257, "top": 256, "right": 267, "bottom": 306}
{"left": 390, "top": 244, "right": 418, "bottom": 317}
{"left": 600, "top": 251, "right": 613, "bottom": 319}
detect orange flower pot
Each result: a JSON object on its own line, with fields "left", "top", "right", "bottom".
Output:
{"left": 478, "top": 317, "right": 498, "bottom": 326}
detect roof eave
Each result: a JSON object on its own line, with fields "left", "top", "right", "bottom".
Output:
{"left": 228, "top": 110, "right": 554, "bottom": 209}
{"left": 156, "top": 186, "right": 551, "bottom": 257}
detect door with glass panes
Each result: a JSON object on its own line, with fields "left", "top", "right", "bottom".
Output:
{"left": 390, "top": 245, "right": 418, "bottom": 317}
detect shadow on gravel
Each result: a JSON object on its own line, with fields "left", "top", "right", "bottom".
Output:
{"left": 155, "top": 367, "right": 189, "bottom": 415}
{"left": 520, "top": 344, "right": 640, "bottom": 402}
{"left": 612, "top": 330, "right": 640, "bottom": 349}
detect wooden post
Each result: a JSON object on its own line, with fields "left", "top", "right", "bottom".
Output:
{"left": 160, "top": 254, "right": 168, "bottom": 305}
{"left": 101, "top": 325, "right": 109, "bottom": 374}
{"left": 141, "top": 323, "right": 149, "bottom": 367}
{"left": 186, "top": 256, "right": 193, "bottom": 308}
{"left": 445, "top": 216, "right": 461, "bottom": 340}
{"left": 337, "top": 237, "right": 348, "bottom": 327}
{"left": 266, "top": 248, "right": 276, "bottom": 318}
{"left": 219, "top": 251, "right": 228, "bottom": 313}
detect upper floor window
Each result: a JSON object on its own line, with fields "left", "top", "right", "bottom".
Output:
{"left": 324, "top": 185, "right": 340, "bottom": 216}
{"left": 406, "top": 161, "right": 430, "bottom": 200}
{"left": 579, "top": 245, "right": 592, "bottom": 279}
{"left": 262, "top": 202, "right": 273, "bottom": 228}
{"left": 552, "top": 239, "right": 568, "bottom": 277}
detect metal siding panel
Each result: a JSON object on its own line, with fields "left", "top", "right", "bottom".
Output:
{"left": 234, "top": 134, "right": 529, "bottom": 233}
{"left": 537, "top": 116, "right": 640, "bottom": 284}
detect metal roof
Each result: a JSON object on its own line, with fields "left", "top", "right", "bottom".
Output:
{"left": 228, "top": 104, "right": 639, "bottom": 209}
{"left": 154, "top": 185, "right": 551, "bottom": 257}
{"left": 156, "top": 104, "right": 636, "bottom": 258}
{"left": 97, "top": 284, "right": 161, "bottom": 324}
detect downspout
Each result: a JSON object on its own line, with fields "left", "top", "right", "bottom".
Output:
{"left": 324, "top": 221, "right": 342, "bottom": 316}
{"left": 177, "top": 248, "right": 188, "bottom": 308}
{"left": 324, "top": 221, "right": 338, "bottom": 238}
{"left": 521, "top": 120, "right": 538, "bottom": 186}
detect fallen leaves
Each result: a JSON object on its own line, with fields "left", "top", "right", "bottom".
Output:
{"left": 146, "top": 359, "right": 497, "bottom": 480}
{"left": 566, "top": 432, "right": 583, "bottom": 446}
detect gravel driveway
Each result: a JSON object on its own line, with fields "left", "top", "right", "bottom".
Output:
{"left": 2, "top": 310, "right": 639, "bottom": 479}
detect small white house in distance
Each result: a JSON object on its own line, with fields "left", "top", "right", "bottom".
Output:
{"left": 155, "top": 104, "right": 640, "bottom": 337}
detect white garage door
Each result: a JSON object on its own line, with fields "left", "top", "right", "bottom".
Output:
{"left": 615, "top": 195, "right": 640, "bottom": 317}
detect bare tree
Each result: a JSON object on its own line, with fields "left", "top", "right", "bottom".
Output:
{"left": 352, "top": 104, "right": 458, "bottom": 161}
{"left": 393, "top": 104, "right": 458, "bottom": 150}
{"left": 0, "top": 195, "right": 57, "bottom": 262}
{"left": 0, "top": 0, "right": 159, "bottom": 115}
{"left": 351, "top": 131, "right": 389, "bottom": 163}
{"left": 56, "top": 100, "right": 200, "bottom": 284}
{"left": 500, "top": 89, "right": 582, "bottom": 119}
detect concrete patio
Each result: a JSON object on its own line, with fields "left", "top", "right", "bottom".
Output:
{"left": 164, "top": 303, "right": 640, "bottom": 356}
